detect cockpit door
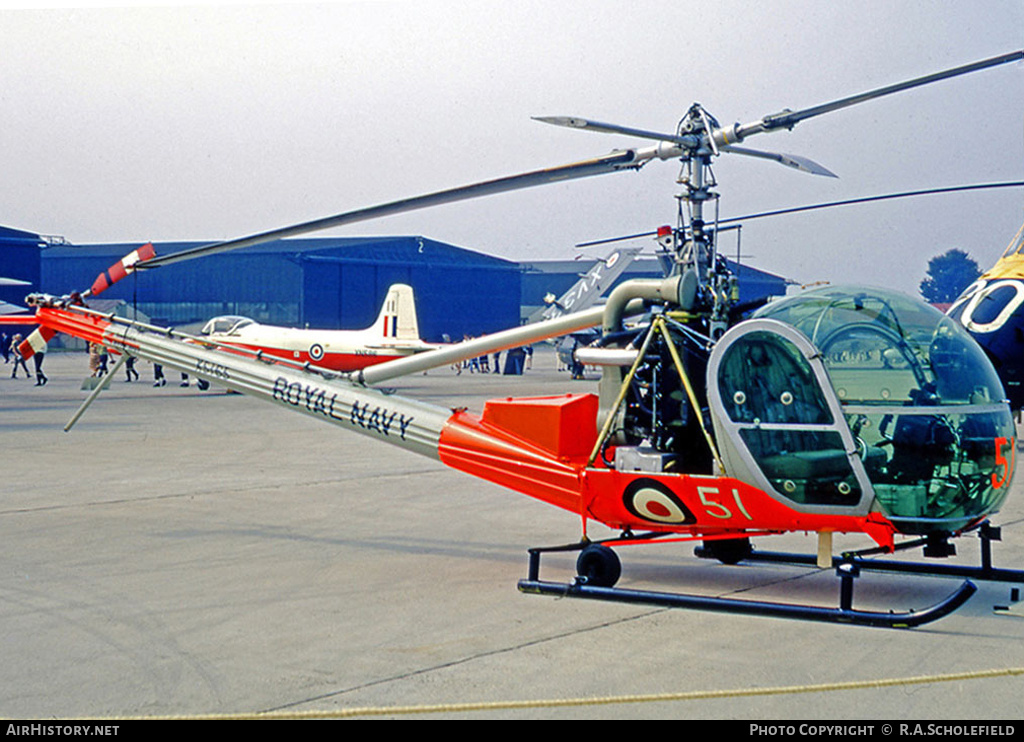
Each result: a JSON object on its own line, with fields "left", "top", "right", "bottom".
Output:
{"left": 707, "top": 318, "right": 875, "bottom": 515}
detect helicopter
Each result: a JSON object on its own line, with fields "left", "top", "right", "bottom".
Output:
{"left": 17, "top": 49, "right": 1024, "bottom": 628}
{"left": 947, "top": 222, "right": 1024, "bottom": 410}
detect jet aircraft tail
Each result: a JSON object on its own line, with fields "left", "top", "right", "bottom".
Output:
{"left": 372, "top": 284, "right": 421, "bottom": 342}
{"left": 528, "top": 247, "right": 641, "bottom": 323}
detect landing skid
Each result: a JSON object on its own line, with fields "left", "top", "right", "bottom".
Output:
{"left": 517, "top": 538, "right": 978, "bottom": 629}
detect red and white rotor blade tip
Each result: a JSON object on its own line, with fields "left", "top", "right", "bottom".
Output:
{"left": 17, "top": 326, "right": 56, "bottom": 360}
{"left": 87, "top": 242, "right": 157, "bottom": 297}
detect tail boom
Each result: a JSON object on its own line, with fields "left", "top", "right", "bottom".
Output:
{"left": 33, "top": 304, "right": 449, "bottom": 459}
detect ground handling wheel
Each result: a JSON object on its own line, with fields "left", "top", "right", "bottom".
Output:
{"left": 576, "top": 544, "right": 622, "bottom": 587}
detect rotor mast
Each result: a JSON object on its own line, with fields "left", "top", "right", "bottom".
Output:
{"left": 668, "top": 103, "right": 735, "bottom": 337}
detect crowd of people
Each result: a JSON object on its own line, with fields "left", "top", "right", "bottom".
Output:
{"left": 1, "top": 332, "right": 205, "bottom": 389}
{"left": 452, "top": 340, "right": 533, "bottom": 375}
{"left": 3, "top": 333, "right": 552, "bottom": 388}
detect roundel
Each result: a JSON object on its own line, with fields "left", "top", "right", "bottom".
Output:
{"left": 309, "top": 343, "right": 325, "bottom": 361}
{"left": 622, "top": 479, "right": 696, "bottom": 525}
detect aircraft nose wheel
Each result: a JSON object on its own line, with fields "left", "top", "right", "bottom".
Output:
{"left": 576, "top": 544, "right": 621, "bottom": 587}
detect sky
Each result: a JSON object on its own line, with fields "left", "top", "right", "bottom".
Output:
{"left": 1, "top": 0, "right": 1023, "bottom": 296}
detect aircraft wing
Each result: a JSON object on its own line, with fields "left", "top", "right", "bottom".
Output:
{"left": 364, "top": 340, "right": 446, "bottom": 351}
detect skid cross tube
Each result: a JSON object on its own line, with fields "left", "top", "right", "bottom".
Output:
{"left": 693, "top": 522, "right": 1024, "bottom": 584}
{"left": 519, "top": 543, "right": 977, "bottom": 628}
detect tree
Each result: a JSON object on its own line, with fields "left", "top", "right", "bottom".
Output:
{"left": 919, "top": 248, "right": 981, "bottom": 304}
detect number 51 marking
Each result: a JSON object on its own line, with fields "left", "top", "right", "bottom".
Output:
{"left": 697, "top": 486, "right": 753, "bottom": 520}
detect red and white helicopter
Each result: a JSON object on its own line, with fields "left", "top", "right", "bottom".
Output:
{"left": 198, "top": 283, "right": 439, "bottom": 372}
{"left": 16, "top": 50, "right": 1024, "bottom": 628}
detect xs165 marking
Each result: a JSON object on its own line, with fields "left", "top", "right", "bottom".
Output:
{"left": 196, "top": 359, "right": 230, "bottom": 379}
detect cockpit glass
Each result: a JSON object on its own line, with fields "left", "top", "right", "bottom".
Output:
{"left": 200, "top": 316, "right": 255, "bottom": 336}
{"left": 753, "top": 287, "right": 1004, "bottom": 405}
{"left": 753, "top": 287, "right": 1015, "bottom": 533}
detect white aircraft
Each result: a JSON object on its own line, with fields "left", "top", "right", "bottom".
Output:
{"left": 199, "top": 283, "right": 440, "bottom": 372}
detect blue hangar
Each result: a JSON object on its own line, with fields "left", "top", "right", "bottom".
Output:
{"left": 36, "top": 235, "right": 522, "bottom": 342}
{"left": 2, "top": 228, "right": 789, "bottom": 341}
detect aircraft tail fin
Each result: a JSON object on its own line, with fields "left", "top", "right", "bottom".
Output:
{"left": 372, "top": 284, "right": 421, "bottom": 341}
{"left": 529, "top": 247, "right": 641, "bottom": 323}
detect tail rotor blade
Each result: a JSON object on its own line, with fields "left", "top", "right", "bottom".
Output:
{"left": 86, "top": 242, "right": 157, "bottom": 297}
{"left": 17, "top": 326, "right": 56, "bottom": 360}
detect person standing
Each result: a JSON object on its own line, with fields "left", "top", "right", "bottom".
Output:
{"left": 9, "top": 334, "right": 29, "bottom": 379}
{"left": 88, "top": 342, "right": 102, "bottom": 376}
{"left": 124, "top": 355, "right": 139, "bottom": 382}
{"left": 32, "top": 349, "right": 47, "bottom": 386}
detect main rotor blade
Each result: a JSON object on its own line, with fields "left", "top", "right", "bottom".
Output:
{"left": 573, "top": 181, "right": 1024, "bottom": 248}
{"left": 748, "top": 50, "right": 1023, "bottom": 135}
{"left": 139, "top": 149, "right": 650, "bottom": 270}
{"left": 85, "top": 242, "right": 156, "bottom": 297}
{"left": 717, "top": 181, "right": 1024, "bottom": 225}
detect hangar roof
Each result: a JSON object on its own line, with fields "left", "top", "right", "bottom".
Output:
{"left": 43, "top": 234, "right": 518, "bottom": 270}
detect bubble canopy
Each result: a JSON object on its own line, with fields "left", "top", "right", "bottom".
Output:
{"left": 709, "top": 286, "right": 1015, "bottom": 534}
{"left": 752, "top": 286, "right": 1006, "bottom": 407}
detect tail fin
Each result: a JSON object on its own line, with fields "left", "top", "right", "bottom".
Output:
{"left": 372, "top": 284, "right": 421, "bottom": 341}
{"left": 528, "top": 247, "right": 641, "bottom": 323}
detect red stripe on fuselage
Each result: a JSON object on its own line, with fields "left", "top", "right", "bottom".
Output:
{"left": 212, "top": 341, "right": 410, "bottom": 371}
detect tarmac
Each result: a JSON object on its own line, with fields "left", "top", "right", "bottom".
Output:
{"left": 2, "top": 347, "right": 1024, "bottom": 720}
